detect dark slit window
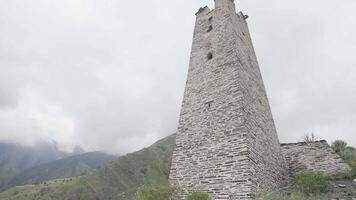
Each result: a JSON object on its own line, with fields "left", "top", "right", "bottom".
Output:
{"left": 207, "top": 52, "right": 213, "bottom": 60}
{"left": 207, "top": 25, "right": 213, "bottom": 32}
{"left": 205, "top": 101, "right": 214, "bottom": 110}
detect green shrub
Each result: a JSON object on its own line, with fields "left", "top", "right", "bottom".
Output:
{"left": 332, "top": 140, "right": 348, "bottom": 153}
{"left": 132, "top": 185, "right": 176, "bottom": 200}
{"left": 293, "top": 171, "right": 329, "bottom": 195}
{"left": 186, "top": 192, "right": 211, "bottom": 200}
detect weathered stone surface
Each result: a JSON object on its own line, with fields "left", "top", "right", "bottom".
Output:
{"left": 281, "top": 141, "right": 352, "bottom": 180}
{"left": 168, "top": 0, "right": 353, "bottom": 199}
{"left": 169, "top": 0, "right": 289, "bottom": 199}
{"left": 327, "top": 180, "right": 356, "bottom": 199}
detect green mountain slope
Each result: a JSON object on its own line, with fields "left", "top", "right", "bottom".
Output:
{"left": 0, "top": 141, "right": 74, "bottom": 191}
{"left": 5, "top": 152, "right": 116, "bottom": 190}
{"left": 0, "top": 134, "right": 176, "bottom": 200}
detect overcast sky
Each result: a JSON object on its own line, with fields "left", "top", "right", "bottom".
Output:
{"left": 0, "top": 0, "right": 355, "bottom": 154}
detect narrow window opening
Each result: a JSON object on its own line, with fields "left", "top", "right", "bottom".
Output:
{"left": 207, "top": 25, "right": 213, "bottom": 32}
{"left": 205, "top": 101, "right": 214, "bottom": 110}
{"left": 207, "top": 52, "right": 213, "bottom": 60}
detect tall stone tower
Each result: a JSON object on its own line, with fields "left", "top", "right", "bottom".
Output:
{"left": 169, "top": 0, "right": 289, "bottom": 199}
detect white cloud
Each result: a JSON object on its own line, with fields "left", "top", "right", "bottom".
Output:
{"left": 0, "top": 0, "right": 355, "bottom": 153}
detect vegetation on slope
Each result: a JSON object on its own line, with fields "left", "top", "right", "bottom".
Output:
{"left": 186, "top": 192, "right": 212, "bottom": 200}
{"left": 1, "top": 136, "right": 354, "bottom": 200}
{"left": 0, "top": 178, "right": 81, "bottom": 200}
{"left": 255, "top": 140, "right": 356, "bottom": 200}
{"left": 6, "top": 151, "right": 116, "bottom": 190}
{"left": 255, "top": 171, "right": 330, "bottom": 200}
{"left": 132, "top": 185, "right": 177, "bottom": 200}
{"left": 332, "top": 140, "right": 356, "bottom": 178}
{"left": 0, "top": 141, "right": 74, "bottom": 191}
{"left": 293, "top": 171, "right": 329, "bottom": 195}
{"left": 0, "top": 134, "right": 176, "bottom": 200}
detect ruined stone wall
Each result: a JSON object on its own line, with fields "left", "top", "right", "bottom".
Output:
{"left": 281, "top": 141, "right": 352, "bottom": 180}
{"left": 169, "top": 0, "right": 288, "bottom": 199}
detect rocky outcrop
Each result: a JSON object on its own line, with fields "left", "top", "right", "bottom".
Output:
{"left": 281, "top": 141, "right": 352, "bottom": 180}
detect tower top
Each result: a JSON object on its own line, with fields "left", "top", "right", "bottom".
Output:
{"left": 195, "top": 6, "right": 211, "bottom": 16}
{"left": 214, "top": 0, "right": 236, "bottom": 12}
{"left": 196, "top": 0, "right": 236, "bottom": 16}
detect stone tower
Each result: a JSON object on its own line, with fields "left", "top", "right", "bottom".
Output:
{"left": 169, "top": 0, "right": 289, "bottom": 199}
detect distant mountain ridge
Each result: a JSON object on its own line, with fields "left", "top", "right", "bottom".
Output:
{"left": 0, "top": 134, "right": 176, "bottom": 200}
{"left": 0, "top": 141, "right": 72, "bottom": 190}
{"left": 0, "top": 141, "right": 116, "bottom": 192}
{"left": 5, "top": 151, "right": 116, "bottom": 190}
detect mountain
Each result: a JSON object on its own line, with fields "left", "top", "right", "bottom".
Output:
{"left": 0, "top": 134, "right": 176, "bottom": 200}
{"left": 0, "top": 141, "right": 71, "bottom": 190}
{"left": 5, "top": 151, "right": 116, "bottom": 190}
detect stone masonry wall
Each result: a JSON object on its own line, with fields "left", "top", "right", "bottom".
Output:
{"left": 281, "top": 141, "right": 352, "bottom": 180}
{"left": 169, "top": 0, "right": 289, "bottom": 199}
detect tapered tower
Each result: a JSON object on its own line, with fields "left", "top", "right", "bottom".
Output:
{"left": 169, "top": 0, "right": 289, "bottom": 199}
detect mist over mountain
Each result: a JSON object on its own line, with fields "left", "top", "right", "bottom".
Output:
{"left": 0, "top": 141, "right": 71, "bottom": 189}
{"left": 0, "top": 140, "right": 117, "bottom": 192}
{"left": 5, "top": 151, "right": 116, "bottom": 190}
{"left": 0, "top": 139, "right": 116, "bottom": 190}
{"left": 0, "top": 134, "right": 176, "bottom": 200}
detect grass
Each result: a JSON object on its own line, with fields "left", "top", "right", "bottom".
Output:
{"left": 0, "top": 178, "right": 80, "bottom": 200}
{"left": 255, "top": 191, "right": 318, "bottom": 200}
{"left": 255, "top": 171, "right": 330, "bottom": 200}
{"left": 331, "top": 140, "right": 356, "bottom": 178}
{"left": 293, "top": 171, "right": 329, "bottom": 195}
{"left": 186, "top": 192, "right": 211, "bottom": 200}
{"left": 338, "top": 148, "right": 356, "bottom": 178}
{"left": 132, "top": 185, "right": 176, "bottom": 200}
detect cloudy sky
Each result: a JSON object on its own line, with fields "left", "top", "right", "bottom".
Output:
{"left": 0, "top": 0, "right": 355, "bottom": 154}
